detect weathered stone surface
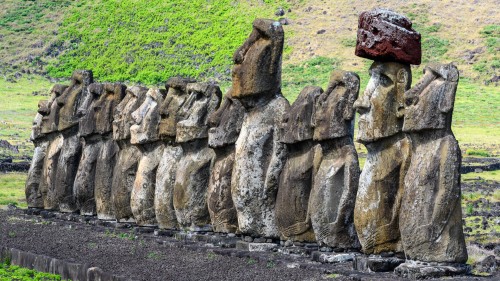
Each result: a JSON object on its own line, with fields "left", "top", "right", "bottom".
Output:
{"left": 173, "top": 82, "right": 221, "bottom": 229}
{"left": 130, "top": 88, "right": 166, "bottom": 225}
{"left": 57, "top": 70, "right": 94, "bottom": 131}
{"left": 94, "top": 83, "right": 126, "bottom": 135}
{"left": 54, "top": 132, "right": 82, "bottom": 212}
{"left": 207, "top": 91, "right": 244, "bottom": 233}
{"left": 353, "top": 255, "right": 405, "bottom": 272}
{"left": 400, "top": 63, "right": 467, "bottom": 263}
{"left": 276, "top": 86, "right": 321, "bottom": 242}
{"left": 154, "top": 78, "right": 193, "bottom": 229}
{"left": 355, "top": 9, "right": 422, "bottom": 65}
{"left": 232, "top": 19, "right": 289, "bottom": 238}
{"left": 95, "top": 138, "right": 120, "bottom": 220}
{"left": 309, "top": 71, "right": 361, "bottom": 249}
{"left": 40, "top": 135, "right": 64, "bottom": 210}
{"left": 25, "top": 140, "right": 48, "bottom": 208}
{"left": 41, "top": 85, "right": 67, "bottom": 135}
{"left": 74, "top": 139, "right": 100, "bottom": 215}
{"left": 112, "top": 86, "right": 148, "bottom": 221}
{"left": 158, "top": 77, "right": 195, "bottom": 139}
{"left": 353, "top": 61, "right": 412, "bottom": 255}
{"left": 394, "top": 261, "right": 471, "bottom": 279}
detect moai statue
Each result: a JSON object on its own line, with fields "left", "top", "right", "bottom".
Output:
{"left": 73, "top": 83, "right": 102, "bottom": 215}
{"left": 25, "top": 100, "right": 51, "bottom": 208}
{"left": 231, "top": 19, "right": 290, "bottom": 238}
{"left": 155, "top": 77, "right": 194, "bottom": 229}
{"left": 206, "top": 89, "right": 244, "bottom": 233}
{"left": 352, "top": 9, "right": 420, "bottom": 266}
{"left": 112, "top": 86, "right": 148, "bottom": 222}
{"left": 130, "top": 88, "right": 166, "bottom": 226}
{"left": 173, "top": 82, "right": 221, "bottom": 230}
{"left": 395, "top": 63, "right": 468, "bottom": 276}
{"left": 50, "top": 70, "right": 93, "bottom": 212}
{"left": 309, "top": 71, "right": 361, "bottom": 250}
{"left": 275, "top": 86, "right": 322, "bottom": 242}
{"left": 94, "top": 83, "right": 126, "bottom": 220}
{"left": 37, "top": 85, "right": 68, "bottom": 210}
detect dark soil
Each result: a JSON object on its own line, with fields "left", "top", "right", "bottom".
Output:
{"left": 1, "top": 209, "right": 498, "bottom": 281}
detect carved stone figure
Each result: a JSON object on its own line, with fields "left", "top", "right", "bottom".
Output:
{"left": 112, "top": 85, "right": 148, "bottom": 222}
{"left": 155, "top": 77, "right": 193, "bottom": 229}
{"left": 275, "top": 86, "right": 321, "bottom": 242}
{"left": 53, "top": 70, "right": 93, "bottom": 212}
{"left": 231, "top": 19, "right": 290, "bottom": 238}
{"left": 130, "top": 88, "right": 166, "bottom": 226}
{"left": 41, "top": 85, "right": 67, "bottom": 135}
{"left": 353, "top": 9, "right": 418, "bottom": 256}
{"left": 94, "top": 83, "right": 125, "bottom": 220}
{"left": 207, "top": 89, "right": 244, "bottom": 233}
{"left": 309, "top": 71, "right": 361, "bottom": 249}
{"left": 399, "top": 63, "right": 467, "bottom": 263}
{"left": 173, "top": 82, "right": 221, "bottom": 229}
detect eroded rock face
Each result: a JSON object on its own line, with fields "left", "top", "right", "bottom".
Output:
{"left": 155, "top": 78, "right": 193, "bottom": 229}
{"left": 231, "top": 19, "right": 289, "bottom": 238}
{"left": 173, "top": 82, "right": 221, "bottom": 229}
{"left": 353, "top": 62, "right": 412, "bottom": 255}
{"left": 57, "top": 70, "right": 94, "bottom": 131}
{"left": 309, "top": 71, "right": 361, "bottom": 249}
{"left": 355, "top": 8, "right": 421, "bottom": 65}
{"left": 400, "top": 63, "right": 467, "bottom": 263}
{"left": 275, "top": 86, "right": 321, "bottom": 242}
{"left": 40, "top": 135, "right": 64, "bottom": 210}
{"left": 112, "top": 86, "right": 148, "bottom": 222}
{"left": 130, "top": 88, "right": 166, "bottom": 225}
{"left": 41, "top": 85, "right": 67, "bottom": 135}
{"left": 207, "top": 90, "right": 244, "bottom": 233}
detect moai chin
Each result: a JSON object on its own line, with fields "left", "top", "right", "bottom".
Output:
{"left": 275, "top": 85, "right": 322, "bottom": 242}
{"left": 173, "top": 82, "right": 221, "bottom": 230}
{"left": 353, "top": 9, "right": 420, "bottom": 258}
{"left": 112, "top": 85, "right": 148, "bottom": 222}
{"left": 130, "top": 88, "right": 166, "bottom": 226}
{"left": 50, "top": 71, "right": 93, "bottom": 212}
{"left": 155, "top": 78, "right": 194, "bottom": 229}
{"left": 231, "top": 19, "right": 290, "bottom": 238}
{"left": 399, "top": 63, "right": 467, "bottom": 264}
{"left": 206, "top": 89, "right": 244, "bottom": 233}
{"left": 308, "top": 70, "right": 361, "bottom": 250}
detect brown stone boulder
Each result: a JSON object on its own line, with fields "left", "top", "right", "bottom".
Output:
{"left": 355, "top": 8, "right": 421, "bottom": 65}
{"left": 400, "top": 63, "right": 467, "bottom": 263}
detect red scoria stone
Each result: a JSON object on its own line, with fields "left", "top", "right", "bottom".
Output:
{"left": 355, "top": 8, "right": 422, "bottom": 65}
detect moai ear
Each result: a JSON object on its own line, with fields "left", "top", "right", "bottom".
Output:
{"left": 437, "top": 64, "right": 459, "bottom": 114}
{"left": 343, "top": 72, "right": 360, "bottom": 121}
{"left": 396, "top": 68, "right": 409, "bottom": 118}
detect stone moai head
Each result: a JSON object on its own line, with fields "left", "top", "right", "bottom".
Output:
{"left": 176, "top": 82, "right": 222, "bottom": 143}
{"left": 279, "top": 86, "right": 322, "bottom": 144}
{"left": 232, "top": 19, "right": 284, "bottom": 103}
{"left": 57, "top": 70, "right": 94, "bottom": 131}
{"left": 207, "top": 89, "right": 245, "bottom": 148}
{"left": 403, "top": 63, "right": 459, "bottom": 133}
{"left": 94, "top": 83, "right": 126, "bottom": 134}
{"left": 78, "top": 83, "right": 103, "bottom": 137}
{"left": 41, "top": 84, "right": 68, "bottom": 134}
{"left": 313, "top": 71, "right": 360, "bottom": 141}
{"left": 130, "top": 88, "right": 167, "bottom": 144}
{"left": 158, "top": 77, "right": 196, "bottom": 140}
{"left": 113, "top": 86, "right": 148, "bottom": 141}
{"left": 31, "top": 100, "right": 49, "bottom": 141}
{"left": 353, "top": 9, "right": 420, "bottom": 143}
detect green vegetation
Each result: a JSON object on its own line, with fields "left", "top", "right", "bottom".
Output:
{"left": 0, "top": 260, "right": 62, "bottom": 281}
{"left": 0, "top": 172, "right": 27, "bottom": 208}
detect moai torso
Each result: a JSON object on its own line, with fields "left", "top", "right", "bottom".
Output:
{"left": 130, "top": 88, "right": 166, "bottom": 226}
{"left": 112, "top": 86, "right": 148, "bottom": 222}
{"left": 231, "top": 19, "right": 290, "bottom": 238}
{"left": 275, "top": 86, "right": 321, "bottom": 242}
{"left": 207, "top": 91, "right": 244, "bottom": 233}
{"left": 352, "top": 9, "right": 420, "bottom": 255}
{"left": 155, "top": 77, "right": 193, "bottom": 229}
{"left": 173, "top": 82, "right": 221, "bottom": 229}
{"left": 308, "top": 71, "right": 361, "bottom": 249}
{"left": 400, "top": 63, "right": 467, "bottom": 263}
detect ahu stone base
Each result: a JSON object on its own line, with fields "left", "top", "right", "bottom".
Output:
{"left": 394, "top": 261, "right": 471, "bottom": 279}
{"left": 353, "top": 255, "right": 405, "bottom": 272}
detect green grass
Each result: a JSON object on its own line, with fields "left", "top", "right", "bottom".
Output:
{"left": 0, "top": 260, "right": 61, "bottom": 281}
{"left": 462, "top": 170, "right": 500, "bottom": 182}
{"left": 0, "top": 172, "right": 27, "bottom": 208}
